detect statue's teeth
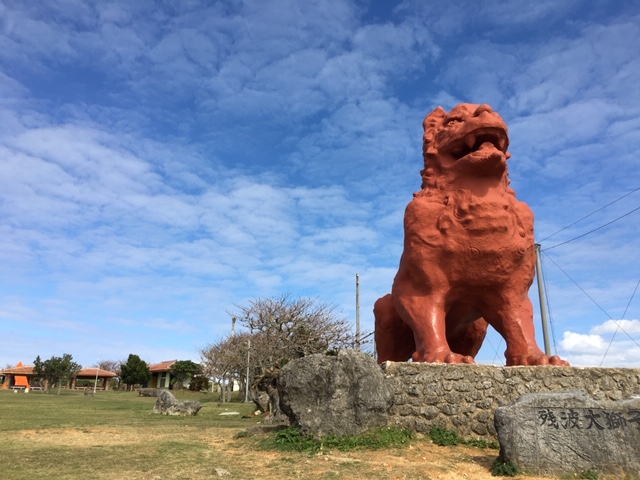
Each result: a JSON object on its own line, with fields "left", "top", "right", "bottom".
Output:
{"left": 465, "top": 135, "right": 476, "bottom": 149}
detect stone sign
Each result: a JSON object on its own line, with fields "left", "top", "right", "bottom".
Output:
{"left": 495, "top": 390, "right": 640, "bottom": 476}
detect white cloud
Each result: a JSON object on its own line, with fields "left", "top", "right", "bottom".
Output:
{"left": 559, "top": 320, "right": 640, "bottom": 367}
{"left": 592, "top": 319, "right": 640, "bottom": 336}
{"left": 560, "top": 331, "right": 607, "bottom": 353}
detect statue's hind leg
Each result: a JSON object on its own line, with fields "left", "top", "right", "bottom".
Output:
{"left": 392, "top": 290, "right": 476, "bottom": 364}
{"left": 374, "top": 294, "right": 415, "bottom": 363}
{"left": 447, "top": 317, "right": 488, "bottom": 359}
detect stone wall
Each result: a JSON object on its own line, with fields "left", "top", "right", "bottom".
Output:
{"left": 382, "top": 362, "right": 640, "bottom": 439}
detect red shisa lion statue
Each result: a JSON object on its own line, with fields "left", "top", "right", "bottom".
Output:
{"left": 375, "top": 103, "right": 569, "bottom": 366}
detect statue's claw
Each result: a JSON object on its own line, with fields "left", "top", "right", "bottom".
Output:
{"left": 413, "top": 349, "right": 476, "bottom": 364}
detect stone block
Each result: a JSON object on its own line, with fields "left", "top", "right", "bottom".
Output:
{"left": 278, "top": 350, "right": 392, "bottom": 437}
{"left": 495, "top": 390, "right": 640, "bottom": 476}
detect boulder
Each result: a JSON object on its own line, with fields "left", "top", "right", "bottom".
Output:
{"left": 278, "top": 350, "right": 392, "bottom": 437}
{"left": 171, "top": 400, "right": 202, "bottom": 416}
{"left": 153, "top": 390, "right": 202, "bottom": 416}
{"left": 138, "top": 387, "right": 159, "bottom": 397}
{"left": 495, "top": 390, "right": 640, "bottom": 476}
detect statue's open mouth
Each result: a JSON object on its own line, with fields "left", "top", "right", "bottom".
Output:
{"left": 449, "top": 128, "right": 508, "bottom": 161}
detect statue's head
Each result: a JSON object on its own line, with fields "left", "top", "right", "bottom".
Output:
{"left": 421, "top": 103, "right": 511, "bottom": 185}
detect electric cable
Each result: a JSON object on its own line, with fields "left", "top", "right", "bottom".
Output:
{"left": 543, "top": 252, "right": 640, "bottom": 350}
{"left": 599, "top": 278, "right": 640, "bottom": 366}
{"left": 539, "top": 186, "right": 640, "bottom": 242}
{"left": 542, "top": 205, "right": 640, "bottom": 251}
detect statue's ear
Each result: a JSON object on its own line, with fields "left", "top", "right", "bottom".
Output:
{"left": 423, "top": 106, "right": 447, "bottom": 148}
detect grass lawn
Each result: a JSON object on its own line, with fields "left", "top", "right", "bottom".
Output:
{"left": 0, "top": 389, "right": 551, "bottom": 480}
{"left": 0, "top": 389, "right": 258, "bottom": 480}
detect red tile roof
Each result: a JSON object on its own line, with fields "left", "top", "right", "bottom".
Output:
{"left": 148, "top": 360, "right": 177, "bottom": 372}
{"left": 0, "top": 365, "right": 35, "bottom": 375}
{"left": 1, "top": 366, "right": 116, "bottom": 377}
{"left": 76, "top": 368, "right": 117, "bottom": 378}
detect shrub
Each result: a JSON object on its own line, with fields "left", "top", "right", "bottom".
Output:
{"left": 492, "top": 458, "right": 520, "bottom": 477}
{"left": 429, "top": 426, "right": 461, "bottom": 446}
{"left": 576, "top": 470, "right": 599, "bottom": 480}
{"left": 188, "top": 375, "right": 210, "bottom": 392}
{"left": 260, "top": 426, "right": 414, "bottom": 453}
{"left": 428, "top": 426, "right": 499, "bottom": 449}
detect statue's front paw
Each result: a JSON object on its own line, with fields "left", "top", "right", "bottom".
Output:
{"left": 413, "top": 349, "right": 475, "bottom": 364}
{"left": 506, "top": 353, "right": 570, "bottom": 366}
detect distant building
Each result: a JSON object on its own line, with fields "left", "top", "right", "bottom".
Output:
{"left": 71, "top": 368, "right": 117, "bottom": 390}
{"left": 147, "top": 360, "right": 178, "bottom": 389}
{"left": 146, "top": 360, "right": 197, "bottom": 389}
{"left": 0, "top": 362, "right": 33, "bottom": 389}
{"left": 0, "top": 363, "right": 117, "bottom": 390}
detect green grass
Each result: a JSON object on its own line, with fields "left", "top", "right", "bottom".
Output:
{"left": 259, "top": 425, "right": 414, "bottom": 453}
{"left": 0, "top": 389, "right": 259, "bottom": 480}
{"left": 0, "top": 389, "right": 248, "bottom": 430}
{"left": 429, "top": 426, "right": 499, "bottom": 449}
{"left": 0, "top": 390, "right": 504, "bottom": 480}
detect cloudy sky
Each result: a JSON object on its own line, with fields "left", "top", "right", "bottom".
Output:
{"left": 1, "top": 0, "right": 639, "bottom": 369}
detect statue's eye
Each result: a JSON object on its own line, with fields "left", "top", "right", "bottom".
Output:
{"left": 445, "top": 117, "right": 463, "bottom": 126}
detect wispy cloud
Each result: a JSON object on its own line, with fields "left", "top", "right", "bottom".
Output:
{"left": 1, "top": 1, "right": 638, "bottom": 368}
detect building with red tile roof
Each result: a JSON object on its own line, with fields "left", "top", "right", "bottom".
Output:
{"left": 147, "top": 360, "right": 177, "bottom": 389}
{"left": 0, "top": 363, "right": 117, "bottom": 391}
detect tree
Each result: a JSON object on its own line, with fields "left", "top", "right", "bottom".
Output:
{"left": 94, "top": 359, "right": 124, "bottom": 390}
{"left": 235, "top": 294, "right": 356, "bottom": 364}
{"left": 95, "top": 359, "right": 121, "bottom": 373}
{"left": 201, "top": 294, "right": 357, "bottom": 402}
{"left": 201, "top": 332, "right": 256, "bottom": 402}
{"left": 169, "top": 360, "right": 201, "bottom": 390}
{"left": 33, "top": 353, "right": 82, "bottom": 395}
{"left": 119, "top": 354, "right": 151, "bottom": 391}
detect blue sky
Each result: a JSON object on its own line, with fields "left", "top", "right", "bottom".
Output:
{"left": 1, "top": 0, "right": 639, "bottom": 369}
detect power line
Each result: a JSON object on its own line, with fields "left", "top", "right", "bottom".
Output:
{"left": 539, "top": 186, "right": 640, "bottom": 242}
{"left": 543, "top": 252, "right": 640, "bottom": 350}
{"left": 542, "top": 205, "right": 640, "bottom": 251}
{"left": 599, "top": 278, "right": 640, "bottom": 366}
{"left": 542, "top": 252, "right": 612, "bottom": 318}
{"left": 488, "top": 334, "right": 503, "bottom": 365}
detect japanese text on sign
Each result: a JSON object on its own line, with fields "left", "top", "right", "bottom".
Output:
{"left": 538, "top": 408, "right": 640, "bottom": 431}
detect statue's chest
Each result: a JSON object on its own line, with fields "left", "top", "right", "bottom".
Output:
{"left": 406, "top": 192, "right": 533, "bottom": 253}
{"left": 437, "top": 194, "right": 521, "bottom": 238}
{"left": 405, "top": 192, "right": 535, "bottom": 282}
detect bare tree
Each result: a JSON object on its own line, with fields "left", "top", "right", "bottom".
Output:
{"left": 201, "top": 295, "right": 357, "bottom": 404}
{"left": 94, "top": 359, "right": 121, "bottom": 373}
{"left": 201, "top": 333, "right": 253, "bottom": 402}
{"left": 235, "top": 294, "right": 355, "bottom": 363}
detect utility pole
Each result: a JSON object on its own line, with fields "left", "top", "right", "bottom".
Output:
{"left": 244, "top": 339, "right": 251, "bottom": 403}
{"left": 356, "top": 273, "right": 361, "bottom": 351}
{"left": 231, "top": 316, "right": 236, "bottom": 337}
{"left": 534, "top": 244, "right": 552, "bottom": 356}
{"left": 93, "top": 364, "right": 99, "bottom": 395}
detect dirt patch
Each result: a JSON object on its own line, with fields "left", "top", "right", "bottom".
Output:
{"left": 10, "top": 425, "right": 556, "bottom": 479}
{"left": 215, "top": 429, "right": 556, "bottom": 480}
